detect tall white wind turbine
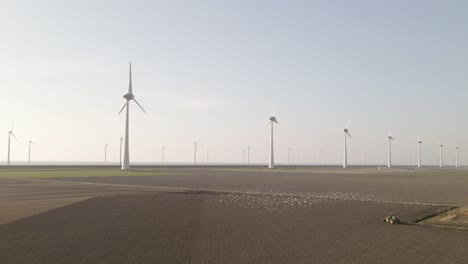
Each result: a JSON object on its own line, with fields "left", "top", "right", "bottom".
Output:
{"left": 435, "top": 140, "right": 444, "bottom": 168}
{"left": 7, "top": 127, "right": 17, "bottom": 166}
{"left": 28, "top": 140, "right": 34, "bottom": 165}
{"left": 193, "top": 139, "right": 200, "bottom": 165}
{"left": 337, "top": 121, "right": 352, "bottom": 168}
{"left": 386, "top": 132, "right": 399, "bottom": 168}
{"left": 118, "top": 63, "right": 147, "bottom": 171}
{"left": 265, "top": 113, "right": 279, "bottom": 169}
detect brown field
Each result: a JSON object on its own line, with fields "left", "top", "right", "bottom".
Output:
{"left": 1, "top": 167, "right": 468, "bottom": 263}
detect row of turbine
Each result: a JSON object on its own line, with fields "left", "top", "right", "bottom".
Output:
{"left": 119, "top": 63, "right": 467, "bottom": 170}
{"left": 336, "top": 122, "right": 466, "bottom": 169}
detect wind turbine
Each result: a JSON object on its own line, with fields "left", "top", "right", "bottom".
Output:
{"left": 288, "top": 148, "right": 293, "bottom": 166}
{"left": 28, "top": 140, "right": 34, "bottom": 165}
{"left": 193, "top": 139, "right": 200, "bottom": 165}
{"left": 118, "top": 63, "right": 147, "bottom": 170}
{"left": 265, "top": 113, "right": 279, "bottom": 169}
{"left": 7, "top": 127, "right": 17, "bottom": 166}
{"left": 454, "top": 144, "right": 465, "bottom": 168}
{"left": 416, "top": 137, "right": 425, "bottom": 168}
{"left": 385, "top": 132, "right": 399, "bottom": 168}
{"left": 104, "top": 144, "right": 109, "bottom": 165}
{"left": 337, "top": 121, "right": 352, "bottom": 168}
{"left": 435, "top": 140, "right": 444, "bottom": 168}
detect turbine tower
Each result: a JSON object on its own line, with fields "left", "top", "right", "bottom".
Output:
{"left": 28, "top": 140, "right": 34, "bottom": 165}
{"left": 265, "top": 113, "right": 279, "bottom": 169}
{"left": 455, "top": 145, "right": 465, "bottom": 168}
{"left": 417, "top": 137, "right": 424, "bottom": 168}
{"left": 386, "top": 132, "right": 399, "bottom": 168}
{"left": 104, "top": 144, "right": 109, "bottom": 165}
{"left": 435, "top": 140, "right": 444, "bottom": 168}
{"left": 7, "top": 127, "right": 17, "bottom": 166}
{"left": 193, "top": 139, "right": 200, "bottom": 165}
{"left": 118, "top": 63, "right": 147, "bottom": 171}
{"left": 337, "top": 121, "right": 352, "bottom": 168}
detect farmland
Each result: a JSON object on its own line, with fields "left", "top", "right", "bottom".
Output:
{"left": 1, "top": 167, "right": 467, "bottom": 263}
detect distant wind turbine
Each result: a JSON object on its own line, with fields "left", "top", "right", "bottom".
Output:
{"left": 416, "top": 137, "right": 426, "bottom": 168}
{"left": 193, "top": 139, "right": 200, "bottom": 165}
{"left": 104, "top": 144, "right": 109, "bottom": 165}
{"left": 118, "top": 63, "right": 147, "bottom": 171}
{"left": 265, "top": 113, "right": 279, "bottom": 169}
{"left": 28, "top": 140, "right": 34, "bottom": 165}
{"left": 454, "top": 144, "right": 465, "bottom": 168}
{"left": 337, "top": 121, "right": 352, "bottom": 168}
{"left": 162, "top": 146, "right": 165, "bottom": 165}
{"left": 435, "top": 140, "right": 444, "bottom": 168}
{"left": 7, "top": 126, "right": 17, "bottom": 166}
{"left": 386, "top": 132, "right": 399, "bottom": 168}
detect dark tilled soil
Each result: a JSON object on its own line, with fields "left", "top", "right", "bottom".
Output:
{"left": 1, "top": 192, "right": 467, "bottom": 264}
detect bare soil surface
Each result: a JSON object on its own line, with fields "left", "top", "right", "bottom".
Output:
{"left": 1, "top": 192, "right": 467, "bottom": 264}
{"left": 1, "top": 167, "right": 468, "bottom": 263}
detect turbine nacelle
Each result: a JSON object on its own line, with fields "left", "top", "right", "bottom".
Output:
{"left": 123, "top": 93, "right": 134, "bottom": 100}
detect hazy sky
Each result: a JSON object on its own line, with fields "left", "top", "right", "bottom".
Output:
{"left": 1, "top": 1, "right": 468, "bottom": 165}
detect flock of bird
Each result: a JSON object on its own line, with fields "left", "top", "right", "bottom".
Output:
{"left": 5, "top": 64, "right": 466, "bottom": 169}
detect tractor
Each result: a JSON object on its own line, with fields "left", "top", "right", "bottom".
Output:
{"left": 383, "top": 213, "right": 400, "bottom": 224}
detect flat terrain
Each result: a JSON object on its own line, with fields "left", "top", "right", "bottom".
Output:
{"left": 1, "top": 167, "right": 468, "bottom": 263}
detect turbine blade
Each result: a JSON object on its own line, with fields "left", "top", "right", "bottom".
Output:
{"left": 11, "top": 132, "right": 18, "bottom": 141}
{"left": 118, "top": 102, "right": 127, "bottom": 115}
{"left": 133, "top": 99, "right": 147, "bottom": 114}
{"left": 346, "top": 120, "right": 351, "bottom": 129}
{"left": 347, "top": 132, "right": 352, "bottom": 139}
{"left": 265, "top": 121, "right": 271, "bottom": 127}
{"left": 336, "top": 129, "right": 343, "bottom": 133}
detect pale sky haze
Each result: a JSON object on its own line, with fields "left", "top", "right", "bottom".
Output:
{"left": 1, "top": 0, "right": 468, "bottom": 165}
